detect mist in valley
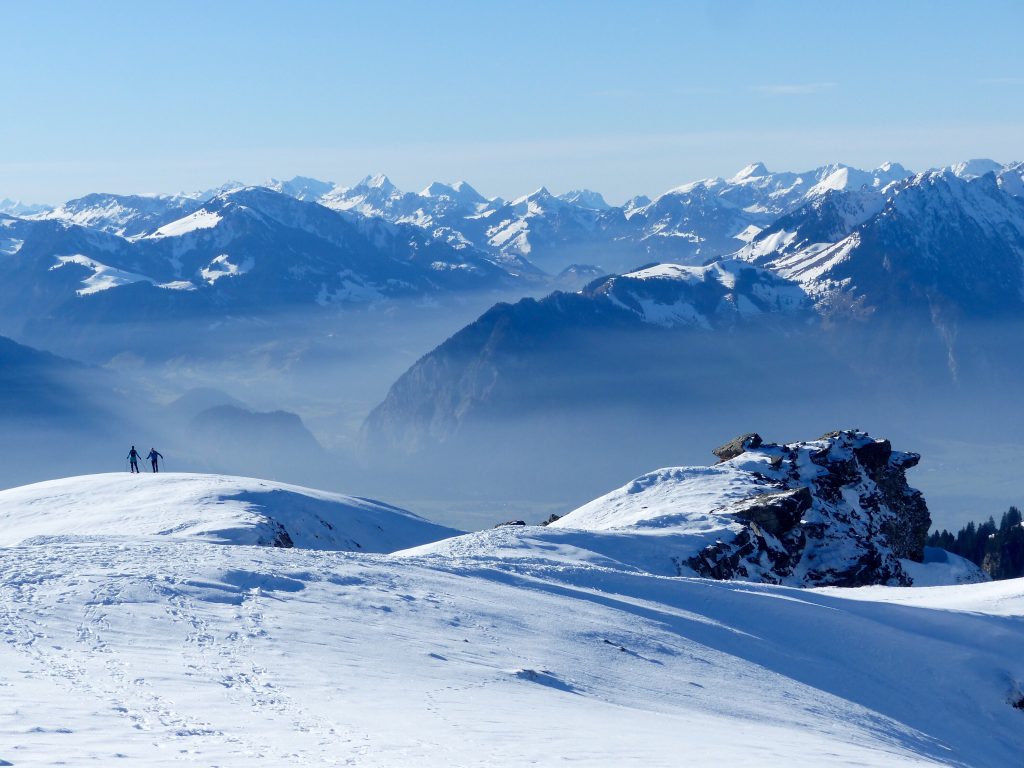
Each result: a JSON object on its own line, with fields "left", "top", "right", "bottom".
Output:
{"left": 3, "top": 277, "right": 1023, "bottom": 533}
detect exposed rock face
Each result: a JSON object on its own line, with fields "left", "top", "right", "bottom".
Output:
{"left": 687, "top": 430, "right": 930, "bottom": 586}
{"left": 712, "top": 433, "right": 763, "bottom": 463}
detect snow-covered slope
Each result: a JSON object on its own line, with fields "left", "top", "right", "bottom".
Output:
{"left": 0, "top": 473, "right": 460, "bottom": 552}
{"left": 0, "top": 472, "right": 1021, "bottom": 766}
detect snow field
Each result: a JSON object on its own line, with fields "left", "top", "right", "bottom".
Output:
{"left": 0, "top": 473, "right": 1022, "bottom": 766}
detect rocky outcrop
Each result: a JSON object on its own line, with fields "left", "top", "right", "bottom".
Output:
{"left": 686, "top": 430, "right": 931, "bottom": 587}
{"left": 712, "top": 433, "right": 763, "bottom": 463}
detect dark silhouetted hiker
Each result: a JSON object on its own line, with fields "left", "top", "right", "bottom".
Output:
{"left": 127, "top": 446, "right": 142, "bottom": 473}
{"left": 147, "top": 448, "right": 164, "bottom": 473}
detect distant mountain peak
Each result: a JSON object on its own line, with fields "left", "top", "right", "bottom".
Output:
{"left": 266, "top": 176, "right": 335, "bottom": 201}
{"left": 362, "top": 174, "right": 396, "bottom": 192}
{"left": 450, "top": 180, "right": 479, "bottom": 195}
{"left": 730, "top": 162, "right": 770, "bottom": 182}
{"left": 510, "top": 187, "right": 554, "bottom": 206}
{"left": 0, "top": 198, "right": 49, "bottom": 216}
{"left": 877, "top": 161, "right": 908, "bottom": 174}
{"left": 949, "top": 159, "right": 1003, "bottom": 179}
{"left": 558, "top": 189, "right": 610, "bottom": 210}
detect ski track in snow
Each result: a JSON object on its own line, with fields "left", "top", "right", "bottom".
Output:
{"left": 0, "top": 474, "right": 1022, "bottom": 766}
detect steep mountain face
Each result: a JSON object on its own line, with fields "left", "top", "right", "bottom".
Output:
{"left": 738, "top": 171, "right": 1024, "bottom": 324}
{"left": 549, "top": 430, "right": 931, "bottom": 586}
{"left": 32, "top": 192, "right": 203, "bottom": 237}
{"left": 359, "top": 165, "right": 1024, "bottom": 511}
{"left": 998, "top": 161, "right": 1024, "bottom": 196}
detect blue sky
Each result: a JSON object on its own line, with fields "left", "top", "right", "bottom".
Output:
{"left": 2, "top": 0, "right": 1022, "bottom": 203}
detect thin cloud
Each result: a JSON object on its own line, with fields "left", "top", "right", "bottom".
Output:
{"left": 752, "top": 82, "right": 836, "bottom": 96}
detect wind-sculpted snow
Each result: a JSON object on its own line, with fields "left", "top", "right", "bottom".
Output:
{"left": 1, "top": 520, "right": 1021, "bottom": 765}
{"left": 0, "top": 473, "right": 460, "bottom": 552}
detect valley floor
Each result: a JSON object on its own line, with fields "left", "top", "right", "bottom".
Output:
{"left": 2, "top": 536, "right": 1022, "bottom": 766}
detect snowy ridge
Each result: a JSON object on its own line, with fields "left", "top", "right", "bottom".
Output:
{"left": 0, "top": 473, "right": 460, "bottom": 552}
{"left": 589, "top": 259, "right": 809, "bottom": 328}
{"left": 32, "top": 193, "right": 203, "bottom": 238}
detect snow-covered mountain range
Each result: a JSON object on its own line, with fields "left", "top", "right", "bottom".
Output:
{"left": 3, "top": 159, "right": 1020, "bottom": 327}
{"left": 0, "top": 187, "right": 529, "bottom": 329}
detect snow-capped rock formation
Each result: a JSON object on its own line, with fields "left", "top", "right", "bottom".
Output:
{"left": 557, "top": 189, "right": 611, "bottom": 210}
{"left": 265, "top": 175, "right": 335, "bottom": 201}
{"left": 0, "top": 473, "right": 461, "bottom": 551}
{"left": 598, "top": 430, "right": 933, "bottom": 586}
{"left": 401, "top": 430, "right": 982, "bottom": 588}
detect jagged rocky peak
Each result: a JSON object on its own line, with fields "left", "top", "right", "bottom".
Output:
{"left": 689, "top": 430, "right": 930, "bottom": 586}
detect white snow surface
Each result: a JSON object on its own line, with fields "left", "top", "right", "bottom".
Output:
{"left": 150, "top": 209, "right": 223, "bottom": 238}
{"left": 0, "top": 473, "right": 459, "bottom": 552}
{"left": 0, "top": 473, "right": 1022, "bottom": 766}
{"left": 48, "top": 255, "right": 152, "bottom": 296}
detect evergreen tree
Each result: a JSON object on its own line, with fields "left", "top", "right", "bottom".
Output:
{"left": 929, "top": 506, "right": 1024, "bottom": 580}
